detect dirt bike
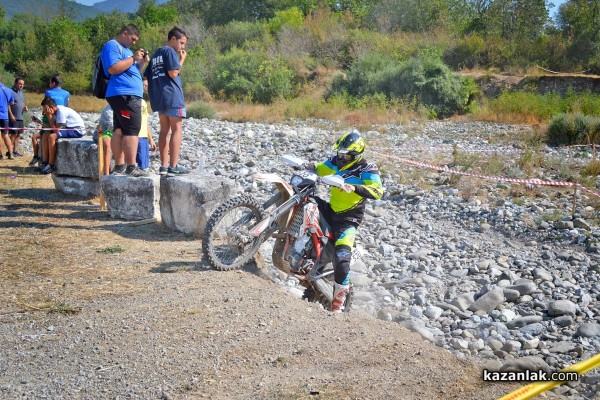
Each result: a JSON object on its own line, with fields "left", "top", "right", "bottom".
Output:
{"left": 202, "top": 155, "right": 354, "bottom": 312}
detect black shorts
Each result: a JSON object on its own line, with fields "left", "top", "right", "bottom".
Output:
{"left": 9, "top": 120, "right": 24, "bottom": 135}
{"left": 106, "top": 95, "right": 142, "bottom": 137}
{"left": 0, "top": 119, "right": 9, "bottom": 134}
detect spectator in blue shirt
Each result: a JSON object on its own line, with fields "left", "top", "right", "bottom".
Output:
{"left": 45, "top": 75, "right": 70, "bottom": 106}
{"left": 100, "top": 24, "right": 150, "bottom": 178}
{"left": 0, "top": 76, "right": 15, "bottom": 160}
{"left": 144, "top": 27, "right": 188, "bottom": 175}
{"left": 30, "top": 74, "right": 71, "bottom": 166}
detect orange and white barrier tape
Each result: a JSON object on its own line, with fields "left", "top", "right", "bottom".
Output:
{"left": 371, "top": 150, "right": 600, "bottom": 199}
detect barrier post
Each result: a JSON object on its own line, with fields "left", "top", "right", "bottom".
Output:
{"left": 571, "top": 185, "right": 577, "bottom": 217}
{"left": 98, "top": 132, "right": 106, "bottom": 210}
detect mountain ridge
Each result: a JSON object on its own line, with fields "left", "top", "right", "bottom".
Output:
{"left": 0, "top": 0, "right": 169, "bottom": 21}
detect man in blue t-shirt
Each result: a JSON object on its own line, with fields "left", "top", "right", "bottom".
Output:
{"left": 144, "top": 26, "right": 188, "bottom": 175}
{"left": 0, "top": 76, "right": 15, "bottom": 160}
{"left": 45, "top": 75, "right": 70, "bottom": 106}
{"left": 100, "top": 24, "right": 150, "bottom": 177}
{"left": 29, "top": 74, "right": 71, "bottom": 166}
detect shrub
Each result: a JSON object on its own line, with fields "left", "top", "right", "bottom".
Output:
{"left": 331, "top": 54, "right": 476, "bottom": 118}
{"left": 444, "top": 34, "right": 486, "bottom": 69}
{"left": 187, "top": 101, "right": 217, "bottom": 120}
{"left": 266, "top": 7, "right": 304, "bottom": 34}
{"left": 547, "top": 113, "right": 600, "bottom": 146}
{"left": 209, "top": 48, "right": 295, "bottom": 104}
{"left": 211, "top": 21, "right": 268, "bottom": 52}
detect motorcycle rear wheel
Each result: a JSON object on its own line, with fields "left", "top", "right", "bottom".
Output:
{"left": 203, "top": 195, "right": 266, "bottom": 271}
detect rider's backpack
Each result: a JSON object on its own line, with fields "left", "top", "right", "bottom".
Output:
{"left": 92, "top": 56, "right": 109, "bottom": 99}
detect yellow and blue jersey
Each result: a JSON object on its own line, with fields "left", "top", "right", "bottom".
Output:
{"left": 315, "top": 156, "right": 384, "bottom": 218}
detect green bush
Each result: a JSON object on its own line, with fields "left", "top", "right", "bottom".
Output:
{"left": 483, "top": 90, "right": 600, "bottom": 123}
{"left": 210, "top": 48, "right": 295, "bottom": 104}
{"left": 211, "top": 21, "right": 268, "bottom": 52}
{"left": 186, "top": 101, "right": 217, "bottom": 120}
{"left": 547, "top": 113, "right": 600, "bottom": 146}
{"left": 266, "top": 7, "right": 304, "bottom": 34}
{"left": 444, "top": 34, "right": 486, "bottom": 69}
{"left": 331, "top": 54, "right": 475, "bottom": 118}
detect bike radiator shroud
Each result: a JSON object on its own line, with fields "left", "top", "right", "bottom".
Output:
{"left": 285, "top": 201, "right": 335, "bottom": 272}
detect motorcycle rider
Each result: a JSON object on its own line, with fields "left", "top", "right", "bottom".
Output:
{"left": 303, "top": 130, "right": 384, "bottom": 312}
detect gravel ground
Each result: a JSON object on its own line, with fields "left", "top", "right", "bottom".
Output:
{"left": 0, "top": 156, "right": 520, "bottom": 399}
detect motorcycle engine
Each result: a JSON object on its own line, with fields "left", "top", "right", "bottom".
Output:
{"left": 288, "top": 234, "right": 310, "bottom": 271}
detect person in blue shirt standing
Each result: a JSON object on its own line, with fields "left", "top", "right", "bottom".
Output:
{"left": 0, "top": 76, "right": 15, "bottom": 160}
{"left": 144, "top": 27, "right": 188, "bottom": 175}
{"left": 29, "top": 75, "right": 71, "bottom": 166}
{"left": 45, "top": 75, "right": 70, "bottom": 107}
{"left": 100, "top": 24, "right": 150, "bottom": 177}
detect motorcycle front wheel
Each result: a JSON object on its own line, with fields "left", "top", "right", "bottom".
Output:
{"left": 203, "top": 195, "right": 266, "bottom": 271}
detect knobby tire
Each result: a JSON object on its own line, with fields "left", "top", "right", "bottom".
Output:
{"left": 203, "top": 195, "right": 266, "bottom": 271}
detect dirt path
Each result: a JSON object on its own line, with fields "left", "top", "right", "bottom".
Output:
{"left": 0, "top": 157, "right": 520, "bottom": 399}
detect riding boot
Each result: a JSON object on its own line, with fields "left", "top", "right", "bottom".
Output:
{"left": 331, "top": 283, "right": 350, "bottom": 313}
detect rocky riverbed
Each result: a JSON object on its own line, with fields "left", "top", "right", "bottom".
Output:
{"left": 17, "top": 112, "right": 600, "bottom": 398}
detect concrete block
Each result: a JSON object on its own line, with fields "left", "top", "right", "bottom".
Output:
{"left": 160, "top": 174, "right": 234, "bottom": 236}
{"left": 55, "top": 138, "right": 99, "bottom": 179}
{"left": 52, "top": 175, "right": 100, "bottom": 197}
{"left": 101, "top": 174, "right": 161, "bottom": 220}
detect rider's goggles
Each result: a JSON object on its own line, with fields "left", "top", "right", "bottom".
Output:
{"left": 337, "top": 151, "right": 353, "bottom": 161}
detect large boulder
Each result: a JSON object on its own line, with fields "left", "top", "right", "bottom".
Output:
{"left": 52, "top": 175, "right": 100, "bottom": 198}
{"left": 101, "top": 175, "right": 161, "bottom": 220}
{"left": 55, "top": 138, "right": 99, "bottom": 179}
{"left": 159, "top": 174, "right": 234, "bottom": 236}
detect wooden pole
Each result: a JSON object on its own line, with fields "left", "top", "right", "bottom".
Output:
{"left": 98, "top": 135, "right": 106, "bottom": 210}
{"left": 572, "top": 185, "right": 577, "bottom": 217}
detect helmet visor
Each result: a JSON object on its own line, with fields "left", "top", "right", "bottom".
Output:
{"left": 337, "top": 151, "right": 353, "bottom": 161}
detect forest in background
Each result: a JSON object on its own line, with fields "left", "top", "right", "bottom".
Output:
{"left": 0, "top": 0, "right": 598, "bottom": 121}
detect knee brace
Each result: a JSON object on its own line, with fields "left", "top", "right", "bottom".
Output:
{"left": 334, "top": 246, "right": 352, "bottom": 285}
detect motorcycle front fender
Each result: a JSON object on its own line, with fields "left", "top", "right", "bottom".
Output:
{"left": 253, "top": 173, "right": 294, "bottom": 201}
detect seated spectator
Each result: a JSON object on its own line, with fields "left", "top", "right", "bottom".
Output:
{"left": 137, "top": 81, "right": 156, "bottom": 171}
{"left": 39, "top": 97, "right": 85, "bottom": 174}
{"left": 30, "top": 75, "right": 70, "bottom": 167}
{"left": 28, "top": 115, "right": 43, "bottom": 166}
{"left": 94, "top": 104, "right": 113, "bottom": 176}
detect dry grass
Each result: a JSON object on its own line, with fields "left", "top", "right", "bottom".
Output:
{"left": 210, "top": 97, "right": 416, "bottom": 129}
{"left": 26, "top": 92, "right": 108, "bottom": 113}
{"left": 0, "top": 157, "right": 199, "bottom": 315}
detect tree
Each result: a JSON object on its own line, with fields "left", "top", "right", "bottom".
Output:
{"left": 556, "top": 0, "right": 600, "bottom": 66}
{"left": 366, "top": 0, "right": 448, "bottom": 33}
{"left": 137, "top": 0, "right": 178, "bottom": 26}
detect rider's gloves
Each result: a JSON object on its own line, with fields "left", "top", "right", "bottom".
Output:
{"left": 293, "top": 163, "right": 313, "bottom": 171}
{"left": 341, "top": 183, "right": 355, "bottom": 193}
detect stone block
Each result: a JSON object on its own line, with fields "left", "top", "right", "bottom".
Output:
{"left": 159, "top": 174, "right": 234, "bottom": 236}
{"left": 55, "top": 138, "right": 99, "bottom": 179}
{"left": 101, "top": 175, "right": 161, "bottom": 220}
{"left": 52, "top": 175, "right": 100, "bottom": 197}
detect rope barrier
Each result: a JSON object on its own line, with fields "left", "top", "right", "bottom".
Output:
{"left": 535, "top": 65, "right": 592, "bottom": 75}
{"left": 371, "top": 149, "right": 600, "bottom": 199}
